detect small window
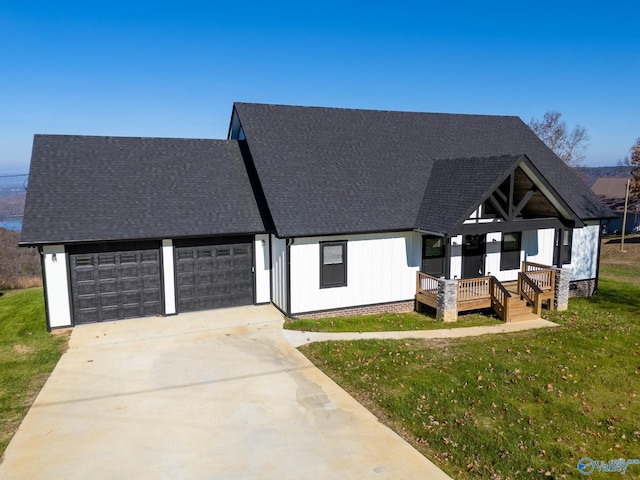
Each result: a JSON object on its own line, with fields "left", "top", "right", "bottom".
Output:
{"left": 141, "top": 252, "right": 158, "bottom": 262}
{"left": 98, "top": 255, "right": 116, "bottom": 266}
{"left": 120, "top": 253, "right": 137, "bottom": 264}
{"left": 233, "top": 246, "right": 249, "bottom": 256}
{"left": 178, "top": 249, "right": 194, "bottom": 260}
{"left": 216, "top": 248, "right": 230, "bottom": 257}
{"left": 422, "top": 236, "right": 445, "bottom": 276}
{"left": 500, "top": 232, "right": 521, "bottom": 270}
{"left": 320, "top": 241, "right": 347, "bottom": 288}
{"left": 554, "top": 229, "right": 572, "bottom": 265}
{"left": 75, "top": 257, "right": 93, "bottom": 267}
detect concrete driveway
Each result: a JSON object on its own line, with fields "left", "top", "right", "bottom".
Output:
{"left": 0, "top": 305, "right": 451, "bottom": 480}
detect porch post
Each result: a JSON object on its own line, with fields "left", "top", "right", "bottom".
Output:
{"left": 444, "top": 235, "right": 451, "bottom": 280}
{"left": 555, "top": 228, "right": 565, "bottom": 267}
{"left": 553, "top": 267, "right": 570, "bottom": 311}
{"left": 437, "top": 278, "right": 458, "bottom": 322}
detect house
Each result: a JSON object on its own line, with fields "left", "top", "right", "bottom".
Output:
{"left": 591, "top": 177, "right": 639, "bottom": 234}
{"left": 20, "top": 103, "right": 614, "bottom": 329}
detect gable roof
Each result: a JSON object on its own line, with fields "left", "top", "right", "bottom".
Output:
{"left": 591, "top": 177, "right": 629, "bottom": 199}
{"left": 20, "top": 135, "right": 267, "bottom": 245}
{"left": 415, "top": 155, "right": 523, "bottom": 234}
{"left": 233, "top": 102, "right": 613, "bottom": 238}
{"left": 591, "top": 176, "right": 637, "bottom": 213}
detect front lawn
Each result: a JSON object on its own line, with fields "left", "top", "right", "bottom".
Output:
{"left": 0, "top": 289, "right": 69, "bottom": 455}
{"left": 300, "top": 240, "right": 640, "bottom": 479}
{"left": 284, "top": 311, "right": 501, "bottom": 332}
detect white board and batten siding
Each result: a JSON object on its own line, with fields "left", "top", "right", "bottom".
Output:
{"left": 484, "top": 232, "right": 513, "bottom": 281}
{"left": 522, "top": 228, "right": 556, "bottom": 266}
{"left": 476, "top": 224, "right": 598, "bottom": 282}
{"left": 288, "top": 232, "right": 422, "bottom": 315}
{"left": 42, "top": 245, "right": 73, "bottom": 328}
{"left": 254, "top": 234, "right": 270, "bottom": 303}
{"left": 568, "top": 222, "right": 600, "bottom": 281}
{"left": 270, "top": 235, "right": 288, "bottom": 312}
{"left": 523, "top": 223, "right": 600, "bottom": 280}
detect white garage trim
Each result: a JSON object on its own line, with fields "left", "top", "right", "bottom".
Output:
{"left": 255, "top": 234, "right": 270, "bottom": 304}
{"left": 162, "top": 239, "right": 176, "bottom": 315}
{"left": 42, "top": 245, "right": 72, "bottom": 329}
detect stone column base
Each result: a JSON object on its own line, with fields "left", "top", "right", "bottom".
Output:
{"left": 554, "top": 267, "right": 571, "bottom": 311}
{"left": 437, "top": 279, "right": 458, "bottom": 322}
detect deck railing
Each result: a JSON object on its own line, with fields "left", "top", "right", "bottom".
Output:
{"left": 457, "top": 277, "right": 493, "bottom": 311}
{"left": 518, "top": 272, "right": 543, "bottom": 315}
{"left": 416, "top": 272, "right": 439, "bottom": 309}
{"left": 489, "top": 276, "right": 511, "bottom": 322}
{"left": 458, "top": 277, "right": 490, "bottom": 301}
{"left": 520, "top": 261, "right": 556, "bottom": 310}
{"left": 416, "top": 261, "right": 556, "bottom": 321}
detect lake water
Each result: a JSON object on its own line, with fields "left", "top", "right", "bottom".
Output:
{"left": 0, "top": 219, "right": 22, "bottom": 231}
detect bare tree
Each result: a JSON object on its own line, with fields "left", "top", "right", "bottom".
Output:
{"left": 528, "top": 111, "right": 590, "bottom": 167}
{"left": 617, "top": 156, "right": 631, "bottom": 167}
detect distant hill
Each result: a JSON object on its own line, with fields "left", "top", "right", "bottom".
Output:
{"left": 575, "top": 166, "right": 633, "bottom": 188}
{"left": 0, "top": 176, "right": 27, "bottom": 228}
{"left": 0, "top": 193, "right": 25, "bottom": 218}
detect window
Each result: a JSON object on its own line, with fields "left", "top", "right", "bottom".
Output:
{"left": 422, "top": 236, "right": 445, "bottom": 276}
{"left": 500, "top": 232, "right": 521, "bottom": 270}
{"left": 320, "top": 241, "right": 347, "bottom": 288}
{"left": 553, "top": 229, "right": 572, "bottom": 265}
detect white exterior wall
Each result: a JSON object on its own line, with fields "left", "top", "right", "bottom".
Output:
{"left": 484, "top": 232, "right": 501, "bottom": 278}
{"left": 161, "top": 240, "right": 176, "bottom": 315}
{"left": 254, "top": 234, "right": 270, "bottom": 303}
{"left": 271, "top": 235, "right": 287, "bottom": 312}
{"left": 289, "top": 232, "right": 422, "bottom": 315}
{"left": 568, "top": 222, "right": 600, "bottom": 281}
{"left": 451, "top": 230, "right": 558, "bottom": 281}
{"left": 449, "top": 235, "right": 462, "bottom": 279}
{"left": 522, "top": 228, "right": 555, "bottom": 266}
{"left": 42, "top": 245, "right": 72, "bottom": 328}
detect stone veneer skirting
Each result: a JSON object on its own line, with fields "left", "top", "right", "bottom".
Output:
{"left": 293, "top": 300, "right": 415, "bottom": 320}
{"left": 569, "top": 279, "right": 597, "bottom": 297}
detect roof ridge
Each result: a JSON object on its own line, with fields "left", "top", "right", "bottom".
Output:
{"left": 233, "top": 102, "right": 522, "bottom": 119}
{"left": 33, "top": 133, "right": 223, "bottom": 142}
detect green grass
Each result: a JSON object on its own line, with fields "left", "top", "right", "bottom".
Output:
{"left": 300, "top": 276, "right": 640, "bottom": 479}
{"left": 284, "top": 311, "right": 501, "bottom": 332}
{"left": 0, "top": 289, "right": 68, "bottom": 455}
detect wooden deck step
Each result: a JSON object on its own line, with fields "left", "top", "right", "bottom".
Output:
{"left": 506, "top": 294, "right": 538, "bottom": 322}
{"left": 503, "top": 281, "right": 519, "bottom": 294}
{"left": 509, "top": 312, "right": 540, "bottom": 323}
{"left": 510, "top": 305, "right": 533, "bottom": 316}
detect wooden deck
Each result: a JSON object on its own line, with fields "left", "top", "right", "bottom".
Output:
{"left": 416, "top": 262, "right": 556, "bottom": 323}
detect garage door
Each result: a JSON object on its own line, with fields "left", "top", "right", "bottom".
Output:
{"left": 175, "top": 237, "right": 253, "bottom": 313}
{"left": 69, "top": 243, "right": 162, "bottom": 325}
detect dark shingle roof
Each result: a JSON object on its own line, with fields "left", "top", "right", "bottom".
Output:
{"left": 234, "top": 102, "right": 612, "bottom": 237}
{"left": 415, "top": 155, "right": 523, "bottom": 234}
{"left": 20, "top": 135, "right": 267, "bottom": 245}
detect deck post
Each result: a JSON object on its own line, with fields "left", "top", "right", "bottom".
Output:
{"left": 553, "top": 267, "right": 570, "bottom": 311}
{"left": 437, "top": 278, "right": 458, "bottom": 322}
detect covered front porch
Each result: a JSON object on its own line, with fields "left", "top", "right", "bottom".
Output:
{"left": 416, "top": 261, "right": 569, "bottom": 323}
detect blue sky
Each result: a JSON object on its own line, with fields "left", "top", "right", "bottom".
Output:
{"left": 1, "top": 1, "right": 639, "bottom": 173}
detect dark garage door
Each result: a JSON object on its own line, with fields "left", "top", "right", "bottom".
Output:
{"left": 69, "top": 243, "right": 162, "bottom": 325}
{"left": 175, "top": 237, "right": 253, "bottom": 313}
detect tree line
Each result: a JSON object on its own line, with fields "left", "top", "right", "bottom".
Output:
{"left": 528, "top": 111, "right": 639, "bottom": 201}
{"left": 0, "top": 228, "right": 42, "bottom": 290}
